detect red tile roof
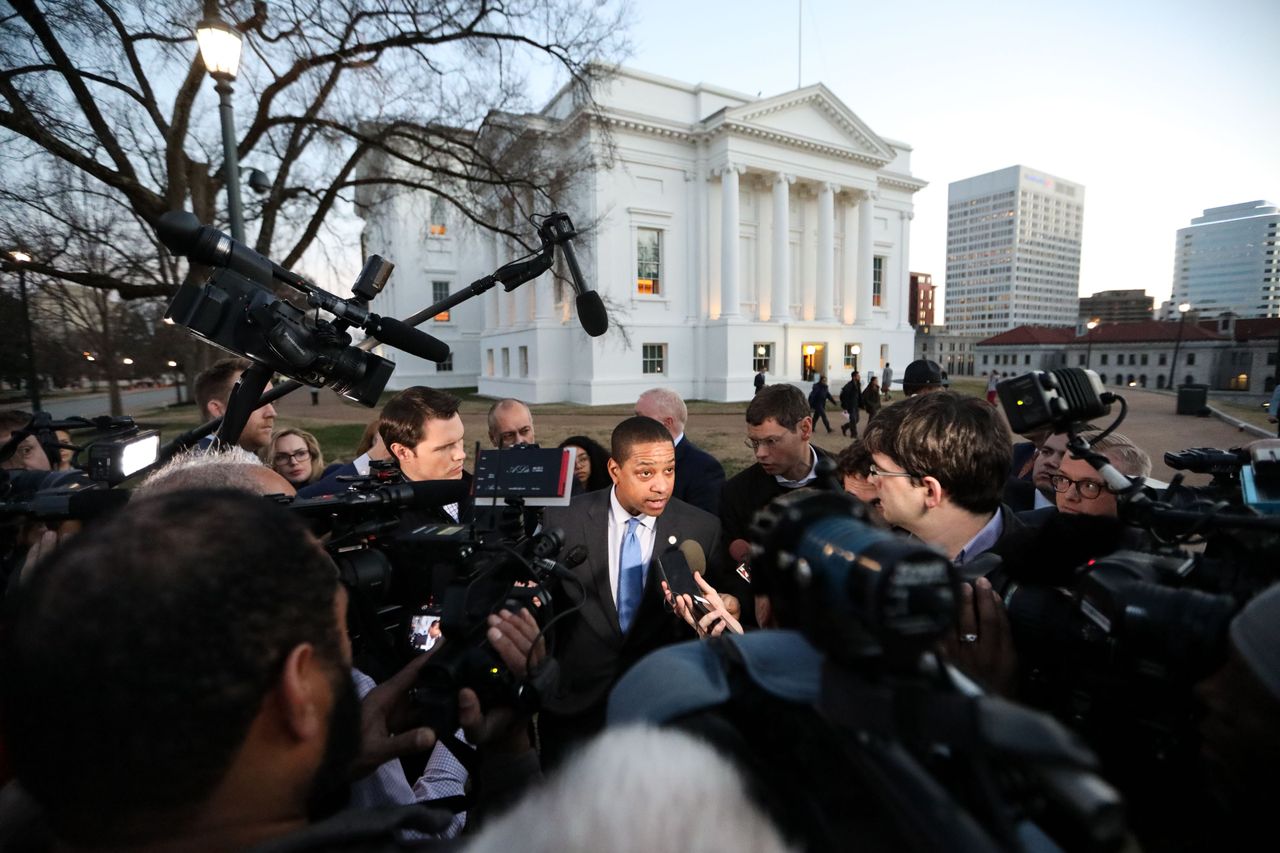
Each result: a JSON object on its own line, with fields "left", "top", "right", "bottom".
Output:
{"left": 1075, "top": 320, "right": 1222, "bottom": 344}
{"left": 1233, "top": 318, "right": 1280, "bottom": 341}
{"left": 977, "top": 326, "right": 1075, "bottom": 346}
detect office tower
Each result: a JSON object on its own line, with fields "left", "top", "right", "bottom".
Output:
{"left": 945, "top": 165, "right": 1084, "bottom": 335}
{"left": 1171, "top": 201, "right": 1280, "bottom": 319}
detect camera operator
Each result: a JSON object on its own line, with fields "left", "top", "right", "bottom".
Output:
{"left": 194, "top": 358, "right": 279, "bottom": 453}
{"left": 380, "top": 386, "right": 471, "bottom": 524}
{"left": 0, "top": 410, "right": 52, "bottom": 472}
{"left": 1051, "top": 431, "right": 1151, "bottom": 519}
{"left": 0, "top": 488, "right": 545, "bottom": 851}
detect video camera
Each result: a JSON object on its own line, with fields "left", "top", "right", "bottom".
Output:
{"left": 282, "top": 446, "right": 581, "bottom": 734}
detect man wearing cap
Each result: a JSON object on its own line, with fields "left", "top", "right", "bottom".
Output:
{"left": 901, "top": 359, "right": 949, "bottom": 397}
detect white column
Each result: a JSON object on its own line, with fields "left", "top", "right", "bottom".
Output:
{"left": 771, "top": 173, "right": 793, "bottom": 322}
{"left": 534, "top": 274, "right": 554, "bottom": 321}
{"left": 856, "top": 191, "right": 876, "bottom": 324}
{"left": 524, "top": 272, "right": 537, "bottom": 324}
{"left": 719, "top": 163, "right": 741, "bottom": 319}
{"left": 841, "top": 197, "right": 857, "bottom": 324}
{"left": 897, "top": 210, "right": 913, "bottom": 328}
{"left": 816, "top": 182, "right": 836, "bottom": 322}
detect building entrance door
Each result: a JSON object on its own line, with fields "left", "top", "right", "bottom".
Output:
{"left": 801, "top": 343, "right": 826, "bottom": 382}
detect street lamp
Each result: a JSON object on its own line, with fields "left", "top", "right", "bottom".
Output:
{"left": 1085, "top": 318, "right": 1099, "bottom": 370}
{"left": 1167, "top": 302, "right": 1192, "bottom": 391}
{"left": 7, "top": 250, "right": 40, "bottom": 411}
{"left": 850, "top": 343, "right": 861, "bottom": 373}
{"left": 196, "top": 13, "right": 246, "bottom": 241}
{"left": 167, "top": 360, "right": 183, "bottom": 405}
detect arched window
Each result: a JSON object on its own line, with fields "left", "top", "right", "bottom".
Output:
{"left": 1139, "top": 375, "right": 1147, "bottom": 387}
{"left": 1157, "top": 375, "right": 1165, "bottom": 389}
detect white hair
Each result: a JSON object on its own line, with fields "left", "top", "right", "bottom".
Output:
{"left": 464, "top": 726, "right": 796, "bottom": 853}
{"left": 136, "top": 446, "right": 277, "bottom": 496}
{"left": 638, "top": 387, "right": 688, "bottom": 429}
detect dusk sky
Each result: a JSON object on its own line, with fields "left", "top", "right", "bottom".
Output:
{"left": 606, "top": 0, "right": 1280, "bottom": 319}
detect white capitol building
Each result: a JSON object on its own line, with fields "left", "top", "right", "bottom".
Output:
{"left": 357, "top": 66, "right": 925, "bottom": 403}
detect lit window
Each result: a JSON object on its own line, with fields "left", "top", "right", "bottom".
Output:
{"left": 429, "top": 197, "right": 447, "bottom": 236}
{"left": 753, "top": 343, "right": 773, "bottom": 373}
{"left": 642, "top": 343, "right": 666, "bottom": 374}
{"left": 872, "top": 257, "right": 883, "bottom": 307}
{"left": 637, "top": 228, "right": 662, "bottom": 295}
{"left": 432, "top": 281, "right": 450, "bottom": 321}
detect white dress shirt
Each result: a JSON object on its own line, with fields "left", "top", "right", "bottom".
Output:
{"left": 607, "top": 487, "right": 659, "bottom": 611}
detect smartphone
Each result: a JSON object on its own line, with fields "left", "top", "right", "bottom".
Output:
{"left": 407, "top": 607, "right": 443, "bottom": 653}
{"left": 656, "top": 553, "right": 711, "bottom": 617}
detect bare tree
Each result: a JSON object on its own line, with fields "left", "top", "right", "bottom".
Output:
{"left": 0, "top": 0, "right": 630, "bottom": 301}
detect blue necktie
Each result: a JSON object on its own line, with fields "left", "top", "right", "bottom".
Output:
{"left": 617, "top": 517, "right": 644, "bottom": 633}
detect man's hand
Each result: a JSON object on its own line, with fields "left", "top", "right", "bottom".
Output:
{"left": 458, "top": 608, "right": 543, "bottom": 752}
{"left": 664, "top": 572, "right": 744, "bottom": 638}
{"left": 942, "top": 577, "right": 1017, "bottom": 696}
{"left": 352, "top": 652, "right": 438, "bottom": 780}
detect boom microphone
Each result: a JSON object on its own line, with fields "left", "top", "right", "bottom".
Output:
{"left": 540, "top": 213, "right": 608, "bottom": 337}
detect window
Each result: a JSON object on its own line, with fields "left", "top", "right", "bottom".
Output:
{"left": 1099, "top": 374, "right": 1107, "bottom": 384}
{"left": 436, "top": 352, "right": 453, "bottom": 373}
{"left": 642, "top": 343, "right": 666, "bottom": 374}
{"left": 1158, "top": 353, "right": 1167, "bottom": 366}
{"left": 432, "top": 281, "right": 451, "bottom": 321}
{"left": 872, "top": 257, "right": 884, "bottom": 307}
{"left": 1140, "top": 354, "right": 1148, "bottom": 366}
{"left": 843, "top": 343, "right": 861, "bottom": 370}
{"left": 983, "top": 355, "right": 989, "bottom": 365}
{"left": 637, "top": 228, "right": 662, "bottom": 295}
{"left": 428, "top": 197, "right": 447, "bottom": 236}
{"left": 501, "top": 348, "right": 510, "bottom": 377}
{"left": 1024, "top": 354, "right": 1031, "bottom": 365}
{"left": 486, "top": 349, "right": 494, "bottom": 376}
{"left": 1078, "top": 354, "right": 1086, "bottom": 366}
{"left": 1268, "top": 352, "right": 1277, "bottom": 366}
{"left": 1128, "top": 354, "right": 1136, "bottom": 366}
{"left": 1186, "top": 353, "right": 1196, "bottom": 366}
{"left": 1100, "top": 353, "right": 1108, "bottom": 365}
{"left": 1157, "top": 375, "right": 1165, "bottom": 389}
{"left": 754, "top": 343, "right": 774, "bottom": 373}
{"left": 519, "top": 346, "right": 529, "bottom": 378}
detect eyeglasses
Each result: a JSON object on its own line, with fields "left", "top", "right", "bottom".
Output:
{"left": 272, "top": 449, "right": 311, "bottom": 465}
{"left": 868, "top": 463, "right": 920, "bottom": 481}
{"left": 1049, "top": 474, "right": 1110, "bottom": 500}
{"left": 744, "top": 433, "right": 790, "bottom": 451}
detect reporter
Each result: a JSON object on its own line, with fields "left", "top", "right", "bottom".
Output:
{"left": 266, "top": 428, "right": 326, "bottom": 487}
{"left": 663, "top": 571, "right": 744, "bottom": 638}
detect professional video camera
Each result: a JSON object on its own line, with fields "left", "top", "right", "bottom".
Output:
{"left": 0, "top": 411, "right": 153, "bottom": 584}
{"left": 705, "top": 477, "right": 1126, "bottom": 852}
{"left": 992, "top": 368, "right": 1280, "bottom": 844}
{"left": 282, "top": 446, "right": 581, "bottom": 734}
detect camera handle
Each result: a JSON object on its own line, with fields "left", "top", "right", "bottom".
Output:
{"left": 214, "top": 362, "right": 274, "bottom": 449}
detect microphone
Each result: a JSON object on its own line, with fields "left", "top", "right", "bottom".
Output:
{"left": 729, "top": 538, "right": 753, "bottom": 585}
{"left": 540, "top": 213, "right": 608, "bottom": 337}
{"left": 677, "top": 539, "right": 707, "bottom": 576}
{"left": 364, "top": 314, "right": 450, "bottom": 364}
{"left": 156, "top": 210, "right": 306, "bottom": 291}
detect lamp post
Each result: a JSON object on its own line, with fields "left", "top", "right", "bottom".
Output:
{"left": 196, "top": 13, "right": 246, "bottom": 241}
{"left": 168, "top": 360, "right": 183, "bottom": 405}
{"left": 1167, "top": 302, "right": 1192, "bottom": 391}
{"left": 850, "top": 343, "right": 861, "bottom": 374}
{"left": 7, "top": 250, "right": 40, "bottom": 411}
{"left": 1084, "top": 318, "right": 1099, "bottom": 370}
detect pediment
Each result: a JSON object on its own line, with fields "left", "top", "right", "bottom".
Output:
{"left": 717, "top": 85, "right": 895, "bottom": 163}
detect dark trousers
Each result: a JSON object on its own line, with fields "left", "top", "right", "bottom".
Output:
{"left": 812, "top": 406, "right": 832, "bottom": 432}
{"left": 842, "top": 410, "right": 859, "bottom": 437}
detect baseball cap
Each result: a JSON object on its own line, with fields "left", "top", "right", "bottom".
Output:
{"left": 900, "top": 359, "right": 949, "bottom": 391}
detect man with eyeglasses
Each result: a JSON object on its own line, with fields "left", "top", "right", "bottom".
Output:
{"left": 1052, "top": 432, "right": 1151, "bottom": 519}
{"left": 861, "top": 391, "right": 1021, "bottom": 567}
{"left": 718, "top": 384, "right": 834, "bottom": 624}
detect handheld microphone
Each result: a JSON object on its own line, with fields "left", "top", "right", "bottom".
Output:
{"left": 729, "top": 538, "right": 753, "bottom": 585}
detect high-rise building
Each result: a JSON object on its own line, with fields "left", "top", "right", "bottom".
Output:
{"left": 1078, "top": 289, "right": 1153, "bottom": 324}
{"left": 944, "top": 165, "right": 1084, "bottom": 336}
{"left": 1171, "top": 201, "right": 1280, "bottom": 319}
{"left": 909, "top": 272, "right": 935, "bottom": 327}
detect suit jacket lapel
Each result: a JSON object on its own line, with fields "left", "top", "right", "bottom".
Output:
{"left": 585, "top": 490, "right": 622, "bottom": 641}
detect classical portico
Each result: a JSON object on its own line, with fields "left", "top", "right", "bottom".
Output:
{"left": 358, "top": 67, "right": 926, "bottom": 403}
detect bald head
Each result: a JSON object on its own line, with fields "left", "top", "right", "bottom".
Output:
{"left": 635, "top": 388, "right": 688, "bottom": 440}
{"left": 487, "top": 399, "right": 535, "bottom": 448}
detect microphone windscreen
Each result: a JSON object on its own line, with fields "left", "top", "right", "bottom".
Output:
{"left": 576, "top": 291, "right": 609, "bottom": 337}
{"left": 370, "top": 316, "right": 451, "bottom": 363}
{"left": 728, "top": 538, "right": 752, "bottom": 564}
{"left": 677, "top": 539, "right": 706, "bottom": 575}
{"left": 155, "top": 210, "right": 202, "bottom": 256}
{"left": 565, "top": 545, "right": 589, "bottom": 568}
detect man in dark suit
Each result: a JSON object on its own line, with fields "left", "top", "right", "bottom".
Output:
{"left": 634, "top": 386, "right": 726, "bottom": 515}
{"left": 539, "top": 415, "right": 724, "bottom": 767}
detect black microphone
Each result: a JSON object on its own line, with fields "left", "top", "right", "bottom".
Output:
{"left": 541, "top": 213, "right": 608, "bottom": 337}
{"left": 365, "top": 314, "right": 451, "bottom": 364}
